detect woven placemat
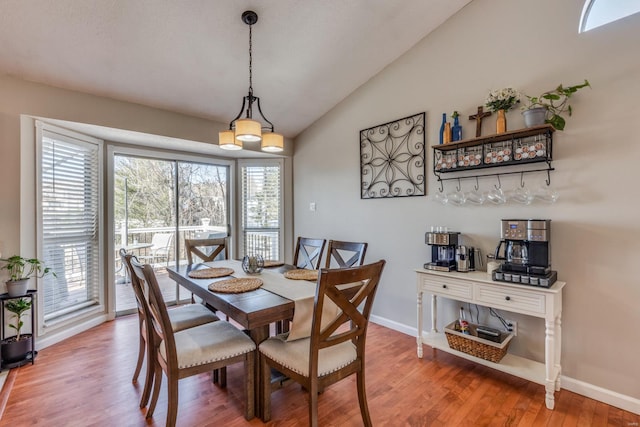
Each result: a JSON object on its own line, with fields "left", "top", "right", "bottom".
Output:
{"left": 284, "top": 269, "right": 319, "bottom": 281}
{"left": 208, "top": 277, "right": 263, "bottom": 293}
{"left": 263, "top": 260, "right": 285, "bottom": 268}
{"left": 188, "top": 267, "right": 234, "bottom": 279}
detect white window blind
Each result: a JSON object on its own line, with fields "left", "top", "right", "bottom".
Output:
{"left": 38, "top": 125, "right": 103, "bottom": 323}
{"left": 240, "top": 163, "right": 282, "bottom": 260}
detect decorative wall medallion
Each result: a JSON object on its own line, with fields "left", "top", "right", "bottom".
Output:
{"left": 360, "top": 112, "right": 425, "bottom": 199}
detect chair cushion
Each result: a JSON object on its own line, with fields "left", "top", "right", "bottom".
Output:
{"left": 259, "top": 334, "right": 357, "bottom": 377}
{"left": 160, "top": 321, "right": 256, "bottom": 369}
{"left": 168, "top": 303, "right": 218, "bottom": 332}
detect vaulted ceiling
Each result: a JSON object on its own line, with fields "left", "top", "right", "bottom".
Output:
{"left": 0, "top": 0, "right": 471, "bottom": 140}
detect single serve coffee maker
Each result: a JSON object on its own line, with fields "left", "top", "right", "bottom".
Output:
{"left": 493, "top": 219, "right": 557, "bottom": 287}
{"left": 424, "top": 230, "right": 459, "bottom": 271}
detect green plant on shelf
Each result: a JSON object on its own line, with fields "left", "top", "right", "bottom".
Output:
{"left": 522, "top": 80, "right": 591, "bottom": 130}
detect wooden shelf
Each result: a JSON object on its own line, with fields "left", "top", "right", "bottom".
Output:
{"left": 433, "top": 125, "right": 555, "bottom": 178}
{"left": 422, "top": 332, "right": 549, "bottom": 386}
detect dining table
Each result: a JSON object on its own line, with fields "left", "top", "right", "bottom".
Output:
{"left": 166, "top": 259, "right": 336, "bottom": 418}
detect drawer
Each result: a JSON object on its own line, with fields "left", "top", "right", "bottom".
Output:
{"left": 420, "top": 275, "right": 473, "bottom": 301}
{"left": 475, "top": 283, "right": 546, "bottom": 315}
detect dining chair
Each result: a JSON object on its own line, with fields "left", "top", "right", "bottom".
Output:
{"left": 185, "top": 237, "right": 229, "bottom": 264}
{"left": 324, "top": 240, "right": 368, "bottom": 268}
{"left": 259, "top": 260, "right": 386, "bottom": 426}
{"left": 292, "top": 237, "right": 327, "bottom": 270}
{"left": 129, "top": 257, "right": 256, "bottom": 426}
{"left": 119, "top": 250, "right": 220, "bottom": 409}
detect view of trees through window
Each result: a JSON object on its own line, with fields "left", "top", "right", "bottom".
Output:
{"left": 114, "top": 155, "right": 230, "bottom": 312}
{"left": 114, "top": 157, "right": 228, "bottom": 233}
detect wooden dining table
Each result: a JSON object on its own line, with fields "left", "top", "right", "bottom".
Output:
{"left": 167, "top": 261, "right": 297, "bottom": 344}
{"left": 166, "top": 260, "right": 306, "bottom": 418}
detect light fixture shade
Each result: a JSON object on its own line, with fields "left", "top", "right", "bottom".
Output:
{"left": 235, "top": 119, "right": 262, "bottom": 142}
{"left": 219, "top": 130, "right": 242, "bottom": 150}
{"left": 261, "top": 132, "right": 284, "bottom": 152}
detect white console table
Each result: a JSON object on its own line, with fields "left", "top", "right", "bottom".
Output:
{"left": 416, "top": 268, "right": 565, "bottom": 410}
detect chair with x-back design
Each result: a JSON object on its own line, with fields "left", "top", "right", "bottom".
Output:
{"left": 324, "top": 240, "right": 368, "bottom": 269}
{"left": 185, "top": 237, "right": 229, "bottom": 264}
{"left": 292, "top": 237, "right": 326, "bottom": 270}
{"left": 259, "top": 260, "right": 386, "bottom": 426}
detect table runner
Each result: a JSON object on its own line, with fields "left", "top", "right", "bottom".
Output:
{"left": 203, "top": 260, "right": 340, "bottom": 341}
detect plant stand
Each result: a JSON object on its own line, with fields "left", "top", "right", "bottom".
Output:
{"left": 1, "top": 290, "right": 37, "bottom": 370}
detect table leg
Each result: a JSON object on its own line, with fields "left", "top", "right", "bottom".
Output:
{"left": 417, "top": 291, "right": 423, "bottom": 358}
{"left": 555, "top": 314, "right": 562, "bottom": 391}
{"left": 544, "top": 318, "right": 556, "bottom": 410}
{"left": 249, "top": 325, "right": 270, "bottom": 419}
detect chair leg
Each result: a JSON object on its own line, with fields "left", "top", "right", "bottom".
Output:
{"left": 146, "top": 365, "right": 162, "bottom": 419}
{"left": 140, "top": 337, "right": 155, "bottom": 408}
{"left": 309, "top": 381, "right": 319, "bottom": 427}
{"left": 132, "top": 322, "right": 145, "bottom": 383}
{"left": 166, "top": 373, "right": 179, "bottom": 427}
{"left": 260, "top": 354, "right": 271, "bottom": 422}
{"left": 356, "top": 370, "right": 372, "bottom": 427}
{"left": 220, "top": 366, "right": 227, "bottom": 388}
{"left": 245, "top": 352, "right": 255, "bottom": 420}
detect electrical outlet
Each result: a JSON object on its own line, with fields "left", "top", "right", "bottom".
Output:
{"left": 507, "top": 320, "right": 518, "bottom": 336}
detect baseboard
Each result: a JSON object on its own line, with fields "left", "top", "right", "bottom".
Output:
{"left": 561, "top": 376, "right": 640, "bottom": 415}
{"left": 369, "top": 314, "right": 640, "bottom": 416}
{"left": 0, "top": 369, "right": 17, "bottom": 420}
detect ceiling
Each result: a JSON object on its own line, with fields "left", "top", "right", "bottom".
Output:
{"left": 0, "top": 0, "right": 471, "bottom": 144}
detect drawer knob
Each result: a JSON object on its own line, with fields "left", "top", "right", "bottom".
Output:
{"left": 505, "top": 296, "right": 511, "bottom": 301}
{"left": 442, "top": 285, "right": 447, "bottom": 289}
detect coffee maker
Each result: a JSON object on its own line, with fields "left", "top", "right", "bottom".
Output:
{"left": 494, "top": 219, "right": 557, "bottom": 287}
{"left": 424, "top": 231, "right": 459, "bottom": 271}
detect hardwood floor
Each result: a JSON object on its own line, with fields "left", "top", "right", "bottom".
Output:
{"left": 1, "top": 315, "right": 637, "bottom": 426}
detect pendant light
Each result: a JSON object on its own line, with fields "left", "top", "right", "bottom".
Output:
{"left": 219, "top": 11, "right": 284, "bottom": 152}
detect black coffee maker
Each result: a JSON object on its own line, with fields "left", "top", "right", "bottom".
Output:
{"left": 424, "top": 231, "right": 459, "bottom": 271}
{"left": 494, "top": 219, "right": 557, "bottom": 287}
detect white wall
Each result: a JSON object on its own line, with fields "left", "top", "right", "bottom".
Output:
{"left": 293, "top": 0, "right": 640, "bottom": 407}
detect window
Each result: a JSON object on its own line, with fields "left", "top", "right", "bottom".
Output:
{"left": 580, "top": 0, "right": 640, "bottom": 32}
{"left": 239, "top": 160, "right": 283, "bottom": 261}
{"left": 36, "top": 122, "right": 103, "bottom": 327}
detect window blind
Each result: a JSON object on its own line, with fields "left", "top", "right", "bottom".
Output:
{"left": 39, "top": 127, "right": 102, "bottom": 322}
{"left": 240, "top": 163, "right": 282, "bottom": 260}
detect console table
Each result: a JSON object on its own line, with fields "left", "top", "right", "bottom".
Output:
{"left": 416, "top": 268, "right": 565, "bottom": 410}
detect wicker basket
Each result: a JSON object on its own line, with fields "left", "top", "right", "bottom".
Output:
{"left": 444, "top": 321, "right": 514, "bottom": 363}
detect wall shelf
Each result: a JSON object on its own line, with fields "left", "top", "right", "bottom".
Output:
{"left": 433, "top": 124, "right": 555, "bottom": 187}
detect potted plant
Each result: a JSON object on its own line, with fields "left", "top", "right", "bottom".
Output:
{"left": 1, "top": 255, "right": 55, "bottom": 297}
{"left": 1, "top": 297, "right": 34, "bottom": 364}
{"left": 521, "top": 80, "right": 591, "bottom": 130}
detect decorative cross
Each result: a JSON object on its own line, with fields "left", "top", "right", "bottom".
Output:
{"left": 469, "top": 106, "right": 492, "bottom": 137}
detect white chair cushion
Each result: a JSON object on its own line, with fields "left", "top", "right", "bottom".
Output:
{"left": 259, "top": 334, "right": 357, "bottom": 377}
{"left": 160, "top": 321, "right": 256, "bottom": 369}
{"left": 168, "top": 303, "right": 218, "bottom": 332}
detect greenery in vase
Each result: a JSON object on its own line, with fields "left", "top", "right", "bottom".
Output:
{"left": 1, "top": 255, "right": 55, "bottom": 281}
{"left": 5, "top": 298, "right": 32, "bottom": 341}
{"left": 522, "top": 79, "right": 591, "bottom": 131}
{"left": 485, "top": 87, "right": 521, "bottom": 112}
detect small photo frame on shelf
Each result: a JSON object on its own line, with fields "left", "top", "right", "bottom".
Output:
{"left": 360, "top": 112, "right": 426, "bottom": 199}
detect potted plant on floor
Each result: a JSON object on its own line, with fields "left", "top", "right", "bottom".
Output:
{"left": 1, "top": 255, "right": 55, "bottom": 297}
{"left": 521, "top": 79, "right": 591, "bottom": 130}
{"left": 1, "top": 297, "right": 34, "bottom": 364}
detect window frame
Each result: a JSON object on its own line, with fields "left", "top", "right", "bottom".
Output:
{"left": 237, "top": 158, "right": 285, "bottom": 262}
{"left": 35, "top": 121, "right": 105, "bottom": 336}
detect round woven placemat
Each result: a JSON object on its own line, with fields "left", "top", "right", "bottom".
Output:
{"left": 263, "top": 260, "right": 285, "bottom": 268}
{"left": 188, "top": 267, "right": 234, "bottom": 279}
{"left": 208, "top": 277, "right": 263, "bottom": 293}
{"left": 284, "top": 269, "right": 319, "bottom": 281}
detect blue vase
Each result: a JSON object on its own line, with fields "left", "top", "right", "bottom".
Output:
{"left": 439, "top": 113, "right": 447, "bottom": 145}
{"left": 452, "top": 115, "right": 462, "bottom": 142}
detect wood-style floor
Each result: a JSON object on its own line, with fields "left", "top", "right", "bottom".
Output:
{"left": 1, "top": 315, "right": 637, "bottom": 426}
